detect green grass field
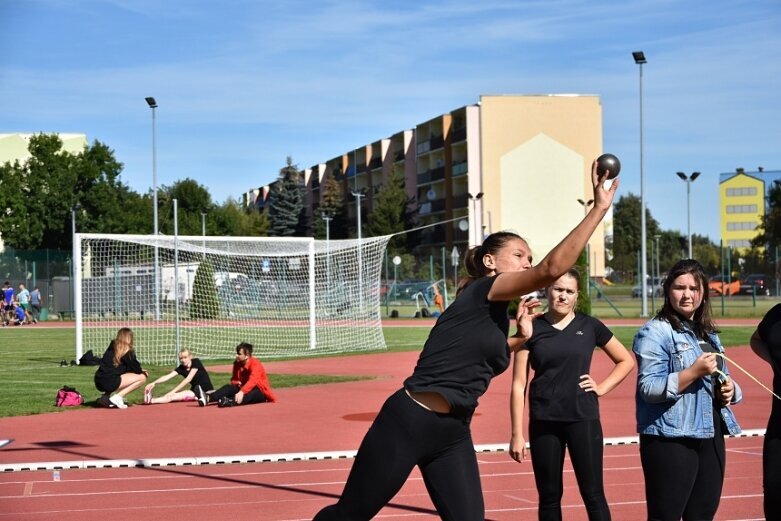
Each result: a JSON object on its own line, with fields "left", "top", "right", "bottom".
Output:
{"left": 0, "top": 322, "right": 759, "bottom": 418}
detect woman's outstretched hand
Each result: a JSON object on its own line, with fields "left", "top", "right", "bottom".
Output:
{"left": 592, "top": 159, "right": 620, "bottom": 212}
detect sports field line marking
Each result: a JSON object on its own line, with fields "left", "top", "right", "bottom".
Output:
{"left": 0, "top": 430, "right": 765, "bottom": 473}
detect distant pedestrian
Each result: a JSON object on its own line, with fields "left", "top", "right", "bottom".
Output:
{"left": 30, "top": 286, "right": 42, "bottom": 323}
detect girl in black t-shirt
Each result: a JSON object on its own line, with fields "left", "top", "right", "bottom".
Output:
{"left": 143, "top": 348, "right": 214, "bottom": 405}
{"left": 313, "top": 161, "right": 618, "bottom": 521}
{"left": 509, "top": 269, "right": 633, "bottom": 521}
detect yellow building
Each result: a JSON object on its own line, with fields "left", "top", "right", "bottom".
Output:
{"left": 719, "top": 169, "right": 777, "bottom": 251}
{"left": 0, "top": 133, "right": 87, "bottom": 163}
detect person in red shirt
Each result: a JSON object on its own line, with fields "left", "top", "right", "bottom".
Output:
{"left": 196, "top": 342, "right": 276, "bottom": 407}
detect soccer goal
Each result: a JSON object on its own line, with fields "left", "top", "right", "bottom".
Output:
{"left": 74, "top": 234, "right": 391, "bottom": 364}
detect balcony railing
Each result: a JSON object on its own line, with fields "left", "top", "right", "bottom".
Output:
{"left": 452, "top": 161, "right": 468, "bottom": 177}
{"left": 451, "top": 127, "right": 467, "bottom": 143}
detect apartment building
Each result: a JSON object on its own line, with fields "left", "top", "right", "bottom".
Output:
{"left": 719, "top": 168, "right": 781, "bottom": 251}
{"left": 249, "top": 94, "right": 609, "bottom": 278}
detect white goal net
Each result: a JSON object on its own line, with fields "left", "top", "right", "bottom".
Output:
{"left": 74, "top": 234, "right": 391, "bottom": 364}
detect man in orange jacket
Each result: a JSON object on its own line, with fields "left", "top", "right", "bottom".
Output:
{"left": 196, "top": 342, "right": 276, "bottom": 407}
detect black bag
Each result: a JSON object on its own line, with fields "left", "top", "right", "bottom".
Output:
{"left": 78, "top": 349, "right": 101, "bottom": 366}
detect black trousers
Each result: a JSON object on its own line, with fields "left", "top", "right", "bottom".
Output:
{"left": 208, "top": 384, "right": 266, "bottom": 405}
{"left": 764, "top": 426, "right": 781, "bottom": 520}
{"left": 639, "top": 433, "right": 725, "bottom": 521}
{"left": 529, "top": 419, "right": 611, "bottom": 521}
{"left": 313, "top": 388, "right": 482, "bottom": 521}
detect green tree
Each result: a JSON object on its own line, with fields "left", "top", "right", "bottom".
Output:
{"left": 313, "top": 175, "right": 347, "bottom": 239}
{"left": 156, "top": 179, "right": 214, "bottom": 236}
{"left": 268, "top": 157, "right": 306, "bottom": 237}
{"left": 189, "top": 260, "right": 219, "bottom": 319}
{"left": 753, "top": 181, "right": 781, "bottom": 252}
{"left": 368, "top": 168, "right": 416, "bottom": 253}
{"left": 610, "top": 193, "right": 661, "bottom": 280}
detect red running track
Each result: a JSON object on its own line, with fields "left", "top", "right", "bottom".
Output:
{"left": 0, "top": 343, "right": 773, "bottom": 520}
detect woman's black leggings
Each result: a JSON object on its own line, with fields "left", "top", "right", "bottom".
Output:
{"left": 763, "top": 425, "right": 781, "bottom": 520}
{"left": 528, "top": 419, "right": 611, "bottom": 521}
{"left": 313, "top": 388, "right": 483, "bottom": 521}
{"left": 639, "top": 434, "right": 725, "bottom": 521}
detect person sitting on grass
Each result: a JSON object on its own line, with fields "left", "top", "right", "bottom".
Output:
{"left": 143, "top": 348, "right": 214, "bottom": 405}
{"left": 197, "top": 342, "right": 276, "bottom": 407}
{"left": 93, "top": 327, "right": 148, "bottom": 409}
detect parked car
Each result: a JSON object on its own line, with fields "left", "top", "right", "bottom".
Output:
{"left": 708, "top": 275, "right": 741, "bottom": 296}
{"left": 739, "top": 273, "right": 772, "bottom": 296}
{"left": 632, "top": 277, "right": 664, "bottom": 298}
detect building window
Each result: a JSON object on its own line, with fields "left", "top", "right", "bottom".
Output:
{"left": 726, "top": 204, "right": 758, "bottom": 214}
{"left": 726, "top": 221, "right": 758, "bottom": 231}
{"left": 727, "top": 239, "right": 752, "bottom": 248}
{"left": 726, "top": 187, "right": 758, "bottom": 196}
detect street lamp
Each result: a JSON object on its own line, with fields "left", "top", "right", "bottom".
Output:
{"left": 578, "top": 199, "right": 594, "bottom": 297}
{"left": 468, "top": 192, "right": 484, "bottom": 246}
{"left": 145, "top": 96, "right": 160, "bottom": 320}
{"left": 352, "top": 191, "right": 365, "bottom": 314}
{"left": 633, "top": 50, "right": 649, "bottom": 317}
{"left": 676, "top": 171, "right": 701, "bottom": 258}
{"left": 70, "top": 204, "right": 81, "bottom": 313}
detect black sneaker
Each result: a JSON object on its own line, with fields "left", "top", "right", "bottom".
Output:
{"left": 195, "top": 385, "right": 207, "bottom": 407}
{"left": 218, "top": 397, "right": 235, "bottom": 408}
{"left": 59, "top": 360, "right": 68, "bottom": 367}
{"left": 97, "top": 394, "right": 113, "bottom": 408}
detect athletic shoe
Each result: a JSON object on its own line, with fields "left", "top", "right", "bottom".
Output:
{"left": 195, "top": 385, "right": 207, "bottom": 407}
{"left": 109, "top": 394, "right": 127, "bottom": 409}
{"left": 143, "top": 388, "right": 152, "bottom": 404}
{"left": 217, "top": 397, "right": 235, "bottom": 408}
{"left": 97, "top": 394, "right": 113, "bottom": 408}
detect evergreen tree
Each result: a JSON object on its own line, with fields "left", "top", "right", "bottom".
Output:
{"left": 368, "top": 168, "right": 416, "bottom": 253}
{"left": 267, "top": 157, "right": 306, "bottom": 237}
{"left": 313, "top": 175, "right": 347, "bottom": 239}
{"left": 190, "top": 260, "right": 219, "bottom": 319}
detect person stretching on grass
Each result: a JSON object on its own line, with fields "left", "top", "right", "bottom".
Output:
{"left": 196, "top": 342, "right": 276, "bottom": 407}
{"left": 143, "top": 348, "right": 214, "bottom": 405}
{"left": 93, "top": 327, "right": 148, "bottom": 409}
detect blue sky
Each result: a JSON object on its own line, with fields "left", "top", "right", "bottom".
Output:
{"left": 2, "top": 0, "right": 779, "bottom": 242}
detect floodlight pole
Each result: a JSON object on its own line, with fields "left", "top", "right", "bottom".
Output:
{"left": 145, "top": 96, "right": 161, "bottom": 321}
{"left": 633, "top": 51, "right": 649, "bottom": 317}
{"left": 676, "top": 171, "right": 701, "bottom": 258}
{"left": 468, "top": 192, "right": 484, "bottom": 246}
{"left": 352, "top": 191, "right": 365, "bottom": 314}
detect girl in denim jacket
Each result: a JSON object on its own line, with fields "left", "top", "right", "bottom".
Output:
{"left": 633, "top": 259, "right": 741, "bottom": 521}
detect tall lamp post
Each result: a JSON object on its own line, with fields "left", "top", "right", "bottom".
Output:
{"left": 578, "top": 198, "right": 594, "bottom": 297}
{"left": 676, "top": 171, "right": 701, "bottom": 258}
{"left": 70, "top": 204, "right": 81, "bottom": 313}
{"left": 633, "top": 50, "right": 649, "bottom": 317}
{"left": 468, "top": 192, "right": 484, "bottom": 246}
{"left": 145, "top": 96, "right": 161, "bottom": 320}
{"left": 352, "top": 191, "right": 365, "bottom": 314}
{"left": 322, "top": 213, "right": 332, "bottom": 290}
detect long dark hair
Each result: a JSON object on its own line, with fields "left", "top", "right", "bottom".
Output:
{"left": 457, "top": 231, "right": 526, "bottom": 296}
{"left": 656, "top": 259, "right": 718, "bottom": 339}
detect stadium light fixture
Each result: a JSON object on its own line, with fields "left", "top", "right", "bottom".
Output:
{"left": 676, "top": 171, "right": 701, "bottom": 258}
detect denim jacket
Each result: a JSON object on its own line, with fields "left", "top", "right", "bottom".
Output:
{"left": 633, "top": 318, "right": 742, "bottom": 438}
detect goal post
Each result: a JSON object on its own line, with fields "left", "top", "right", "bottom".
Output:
{"left": 74, "top": 233, "right": 391, "bottom": 365}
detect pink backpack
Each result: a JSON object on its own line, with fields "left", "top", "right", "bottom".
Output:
{"left": 55, "top": 386, "right": 84, "bottom": 407}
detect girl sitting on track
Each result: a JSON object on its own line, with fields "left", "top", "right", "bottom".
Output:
{"left": 509, "top": 268, "right": 634, "bottom": 521}
{"left": 93, "top": 327, "right": 148, "bottom": 409}
{"left": 633, "top": 259, "right": 742, "bottom": 521}
{"left": 313, "top": 159, "right": 618, "bottom": 521}
{"left": 143, "top": 348, "right": 214, "bottom": 405}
